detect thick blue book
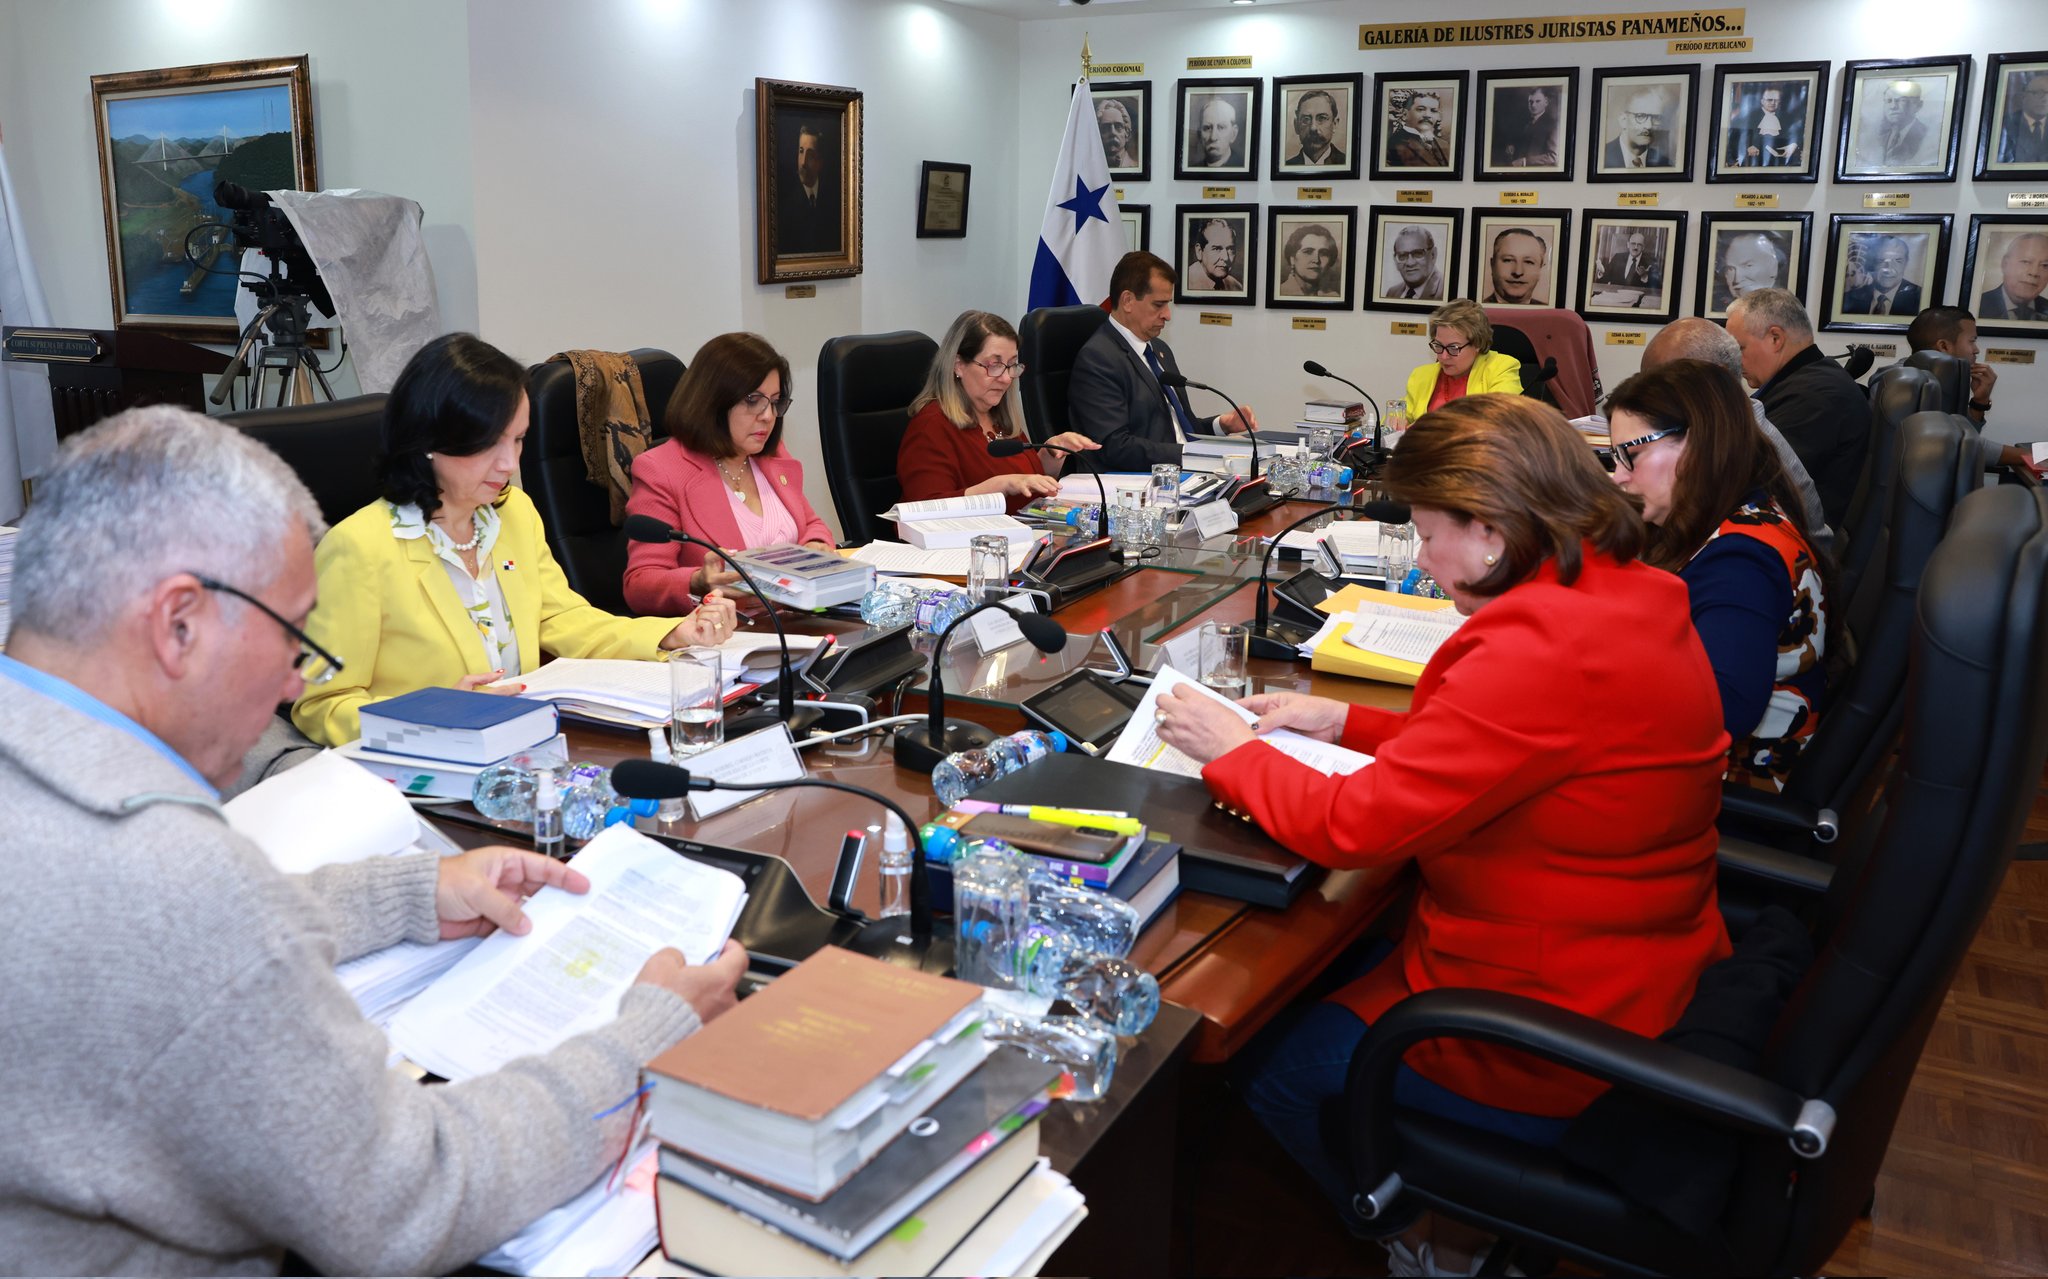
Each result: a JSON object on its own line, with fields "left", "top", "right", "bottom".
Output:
{"left": 356, "top": 687, "right": 560, "bottom": 765}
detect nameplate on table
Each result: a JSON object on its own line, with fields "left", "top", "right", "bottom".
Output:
{"left": 2, "top": 328, "right": 104, "bottom": 363}
{"left": 1092, "top": 62, "right": 1145, "bottom": 76}
{"left": 1735, "top": 192, "right": 1780, "bottom": 208}
{"left": 1187, "top": 55, "right": 1253, "bottom": 69}
{"left": 1669, "top": 35, "right": 1751, "bottom": 54}
{"left": 1292, "top": 317, "right": 1328, "bottom": 331}
{"left": 1396, "top": 189, "right": 1433, "bottom": 203}
{"left": 1199, "top": 312, "right": 1233, "bottom": 326}
{"left": 1203, "top": 186, "right": 1238, "bottom": 200}
{"left": 684, "top": 725, "right": 806, "bottom": 820}
{"left": 1187, "top": 500, "right": 1239, "bottom": 539}
{"left": 1297, "top": 187, "right": 1333, "bottom": 200}
{"left": 1605, "top": 331, "right": 1646, "bottom": 346}
{"left": 783, "top": 284, "right": 817, "bottom": 299}
{"left": 1862, "top": 192, "right": 1911, "bottom": 208}
{"left": 970, "top": 594, "right": 1039, "bottom": 655}
{"left": 2008, "top": 192, "right": 2048, "bottom": 210}
{"left": 1157, "top": 627, "right": 1206, "bottom": 677}
{"left": 1854, "top": 341, "right": 1898, "bottom": 358}
{"left": 1499, "top": 190, "right": 1539, "bottom": 206}
{"left": 1390, "top": 321, "right": 1426, "bottom": 335}
{"left": 1986, "top": 348, "right": 2037, "bottom": 365}
{"left": 1617, "top": 190, "right": 1658, "bottom": 207}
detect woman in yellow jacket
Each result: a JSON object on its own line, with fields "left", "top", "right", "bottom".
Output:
{"left": 1405, "top": 298, "right": 1524, "bottom": 414}
{"left": 293, "top": 334, "right": 737, "bottom": 747}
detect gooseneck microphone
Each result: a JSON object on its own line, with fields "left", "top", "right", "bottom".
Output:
{"left": 1303, "top": 359, "right": 1388, "bottom": 469}
{"left": 1828, "top": 346, "right": 1877, "bottom": 379}
{"left": 988, "top": 437, "right": 1110, "bottom": 541}
{"left": 1159, "top": 372, "right": 1260, "bottom": 479}
{"left": 892, "top": 602, "right": 1069, "bottom": 773}
{"left": 611, "top": 759, "right": 952, "bottom": 971}
{"left": 624, "top": 513, "right": 795, "bottom": 732}
{"left": 1249, "top": 497, "right": 1412, "bottom": 661}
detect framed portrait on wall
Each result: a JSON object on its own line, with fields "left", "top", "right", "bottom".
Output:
{"left": 914, "top": 162, "right": 969, "bottom": 238}
{"left": 1364, "top": 205, "right": 1463, "bottom": 313}
{"left": 1695, "top": 211, "right": 1814, "bottom": 321}
{"left": 1818, "top": 213, "right": 1953, "bottom": 332}
{"left": 1577, "top": 211, "right": 1687, "bottom": 324}
{"left": 756, "top": 78, "right": 863, "bottom": 283}
{"left": 1834, "top": 56, "right": 1969, "bottom": 183}
{"left": 1588, "top": 65, "right": 1699, "bottom": 182}
{"left": 1973, "top": 52, "right": 2048, "bottom": 180}
{"left": 1119, "top": 203, "right": 1152, "bottom": 256}
{"left": 1369, "top": 71, "right": 1467, "bottom": 182}
{"left": 1475, "top": 68, "right": 1578, "bottom": 181}
{"left": 1706, "top": 61, "right": 1828, "bottom": 183}
{"left": 1266, "top": 205, "right": 1356, "bottom": 309}
{"left": 1469, "top": 210, "right": 1571, "bottom": 310}
{"left": 1087, "top": 80, "right": 1151, "bottom": 183}
{"left": 1175, "top": 203, "right": 1257, "bottom": 306}
{"left": 89, "top": 55, "right": 317, "bottom": 342}
{"left": 1960, "top": 215, "right": 2048, "bottom": 337}
{"left": 1271, "top": 73, "right": 1364, "bottom": 181}
{"left": 1174, "top": 79, "right": 1261, "bottom": 181}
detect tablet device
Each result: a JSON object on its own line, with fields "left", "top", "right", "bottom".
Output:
{"left": 1019, "top": 668, "right": 1144, "bottom": 755}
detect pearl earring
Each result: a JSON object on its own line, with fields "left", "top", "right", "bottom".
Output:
{"left": 1484, "top": 552, "right": 1498, "bottom": 565}
{"left": 425, "top": 451, "right": 435, "bottom": 459}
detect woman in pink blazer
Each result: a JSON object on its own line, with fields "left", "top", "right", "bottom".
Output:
{"left": 623, "top": 333, "right": 835, "bottom": 615}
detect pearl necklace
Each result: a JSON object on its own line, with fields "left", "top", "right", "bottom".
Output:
{"left": 718, "top": 457, "right": 751, "bottom": 499}
{"left": 436, "top": 517, "right": 482, "bottom": 552}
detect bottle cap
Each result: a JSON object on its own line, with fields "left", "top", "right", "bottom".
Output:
{"left": 1046, "top": 729, "right": 1071, "bottom": 753}
{"left": 921, "top": 823, "right": 961, "bottom": 863}
{"left": 535, "top": 770, "right": 560, "bottom": 809}
{"left": 883, "top": 811, "right": 909, "bottom": 853}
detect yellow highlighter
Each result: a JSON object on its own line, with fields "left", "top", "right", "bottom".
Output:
{"left": 1002, "top": 805, "right": 1144, "bottom": 837}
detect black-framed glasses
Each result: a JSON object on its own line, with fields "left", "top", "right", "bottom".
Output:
{"left": 740, "top": 391, "right": 795, "bottom": 418}
{"left": 1612, "top": 425, "right": 1687, "bottom": 471}
{"left": 1427, "top": 338, "right": 1471, "bottom": 357}
{"left": 192, "top": 574, "right": 343, "bottom": 685}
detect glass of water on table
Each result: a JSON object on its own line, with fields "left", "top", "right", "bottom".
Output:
{"left": 1199, "top": 621, "right": 1250, "bottom": 698}
{"left": 667, "top": 647, "right": 724, "bottom": 756}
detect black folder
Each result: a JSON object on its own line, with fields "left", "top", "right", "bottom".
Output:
{"left": 975, "top": 754, "right": 1317, "bottom": 908}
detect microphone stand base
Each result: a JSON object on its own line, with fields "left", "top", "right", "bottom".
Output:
{"left": 1249, "top": 630, "right": 1307, "bottom": 662}
{"left": 893, "top": 718, "right": 999, "bottom": 773}
{"left": 846, "top": 917, "right": 956, "bottom": 975}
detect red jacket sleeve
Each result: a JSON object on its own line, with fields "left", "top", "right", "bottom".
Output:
{"left": 1203, "top": 601, "right": 1585, "bottom": 868}
{"left": 898, "top": 404, "right": 971, "bottom": 505}
{"left": 622, "top": 451, "right": 702, "bottom": 616}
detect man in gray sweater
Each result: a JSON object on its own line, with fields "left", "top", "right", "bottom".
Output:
{"left": 0, "top": 407, "right": 745, "bottom": 1275}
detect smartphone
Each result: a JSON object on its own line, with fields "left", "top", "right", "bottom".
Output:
{"left": 958, "top": 813, "right": 1126, "bottom": 862}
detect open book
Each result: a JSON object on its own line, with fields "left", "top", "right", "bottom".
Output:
{"left": 1104, "top": 666, "right": 1374, "bottom": 779}
{"left": 386, "top": 824, "right": 748, "bottom": 1081}
{"left": 879, "top": 493, "right": 1034, "bottom": 549}
{"left": 847, "top": 539, "right": 1035, "bottom": 577}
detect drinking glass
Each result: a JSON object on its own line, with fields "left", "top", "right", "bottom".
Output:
{"left": 966, "top": 533, "right": 1011, "bottom": 603}
{"left": 1149, "top": 463, "right": 1182, "bottom": 512}
{"left": 1199, "top": 621, "right": 1250, "bottom": 698}
{"left": 1378, "top": 521, "right": 1417, "bottom": 585}
{"left": 667, "top": 648, "right": 724, "bottom": 757}
{"left": 1114, "top": 489, "right": 1148, "bottom": 549}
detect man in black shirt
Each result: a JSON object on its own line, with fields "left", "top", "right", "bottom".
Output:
{"left": 1727, "top": 288, "right": 1870, "bottom": 527}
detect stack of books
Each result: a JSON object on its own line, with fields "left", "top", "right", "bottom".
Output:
{"left": 337, "top": 686, "right": 563, "bottom": 799}
{"left": 648, "top": 946, "right": 1081, "bottom": 1276}
{"left": 1298, "top": 397, "right": 1367, "bottom": 433}
{"left": 0, "top": 524, "right": 16, "bottom": 649}
{"left": 924, "top": 803, "right": 1181, "bottom": 929}
{"left": 727, "top": 544, "right": 875, "bottom": 609}
{"left": 881, "top": 494, "right": 1035, "bottom": 549}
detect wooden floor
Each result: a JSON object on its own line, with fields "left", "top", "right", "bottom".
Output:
{"left": 1176, "top": 783, "right": 2048, "bottom": 1277}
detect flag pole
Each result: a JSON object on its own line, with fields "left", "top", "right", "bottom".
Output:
{"left": 1081, "top": 34, "right": 1092, "bottom": 82}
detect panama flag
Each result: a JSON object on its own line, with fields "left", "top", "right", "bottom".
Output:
{"left": 1027, "top": 79, "right": 1126, "bottom": 309}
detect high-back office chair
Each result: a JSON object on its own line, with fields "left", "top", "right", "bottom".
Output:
{"left": 815, "top": 330, "right": 938, "bottom": 547}
{"left": 1902, "top": 349, "right": 1968, "bottom": 414}
{"left": 522, "top": 349, "right": 684, "bottom": 616}
{"left": 1343, "top": 481, "right": 2048, "bottom": 1277}
{"left": 1018, "top": 305, "right": 1109, "bottom": 444}
{"left": 1837, "top": 364, "right": 1940, "bottom": 613}
{"left": 221, "top": 393, "right": 388, "bottom": 530}
{"left": 1480, "top": 307, "right": 1599, "bottom": 418}
{"left": 1485, "top": 324, "right": 1559, "bottom": 411}
{"left": 1719, "top": 411, "right": 1987, "bottom": 857}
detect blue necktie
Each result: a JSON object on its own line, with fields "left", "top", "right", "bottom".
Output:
{"left": 1144, "top": 345, "right": 1204, "bottom": 439}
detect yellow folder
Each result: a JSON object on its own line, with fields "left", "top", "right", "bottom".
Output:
{"left": 1308, "top": 584, "right": 1458, "bottom": 686}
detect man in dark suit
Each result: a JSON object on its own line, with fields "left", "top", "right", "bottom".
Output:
{"left": 775, "top": 123, "right": 839, "bottom": 255}
{"left": 1978, "top": 232, "right": 2048, "bottom": 321}
{"left": 1842, "top": 236, "right": 1922, "bottom": 316}
{"left": 1728, "top": 288, "right": 1871, "bottom": 526}
{"left": 1602, "top": 88, "right": 1671, "bottom": 170}
{"left": 1190, "top": 95, "right": 1246, "bottom": 169}
{"left": 1600, "top": 231, "right": 1659, "bottom": 289}
{"left": 1725, "top": 85, "right": 1804, "bottom": 168}
{"left": 1067, "top": 251, "right": 1258, "bottom": 471}
{"left": 1385, "top": 90, "right": 1448, "bottom": 168}
{"left": 1998, "top": 72, "right": 2048, "bottom": 164}
{"left": 1284, "top": 89, "right": 1346, "bottom": 168}
{"left": 1859, "top": 81, "right": 1933, "bottom": 168}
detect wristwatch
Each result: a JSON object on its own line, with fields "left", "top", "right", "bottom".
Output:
{"left": 1969, "top": 398, "right": 1993, "bottom": 413}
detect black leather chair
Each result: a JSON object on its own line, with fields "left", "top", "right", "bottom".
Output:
{"left": 1486, "top": 324, "right": 1559, "bottom": 410}
{"left": 1018, "top": 305, "right": 1108, "bottom": 444}
{"left": 1837, "top": 364, "right": 1938, "bottom": 611}
{"left": 521, "top": 349, "right": 685, "bottom": 617}
{"left": 815, "top": 330, "right": 938, "bottom": 547}
{"left": 1343, "top": 480, "right": 2048, "bottom": 1277}
{"left": 1903, "top": 349, "right": 1968, "bottom": 414}
{"left": 1720, "top": 411, "right": 1988, "bottom": 856}
{"left": 221, "top": 393, "right": 387, "bottom": 530}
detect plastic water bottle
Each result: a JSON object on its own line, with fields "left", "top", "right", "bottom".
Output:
{"left": 1265, "top": 446, "right": 1307, "bottom": 497}
{"left": 532, "top": 770, "right": 566, "bottom": 860}
{"left": 984, "top": 1013, "right": 1118, "bottom": 1101}
{"left": 952, "top": 840, "right": 1033, "bottom": 989}
{"left": 912, "top": 589, "right": 974, "bottom": 635}
{"left": 1306, "top": 460, "right": 1354, "bottom": 501}
{"left": 930, "top": 729, "right": 1071, "bottom": 805}
{"left": 1009, "top": 921, "right": 1160, "bottom": 1034}
{"left": 877, "top": 812, "right": 912, "bottom": 919}
{"left": 646, "top": 728, "right": 688, "bottom": 823}
{"left": 1025, "top": 868, "right": 1142, "bottom": 960}
{"left": 472, "top": 759, "right": 614, "bottom": 838}
{"left": 858, "top": 581, "right": 919, "bottom": 627}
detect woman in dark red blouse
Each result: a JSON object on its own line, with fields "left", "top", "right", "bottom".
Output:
{"left": 898, "top": 310, "right": 1101, "bottom": 513}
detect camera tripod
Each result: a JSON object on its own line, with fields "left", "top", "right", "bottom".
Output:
{"left": 208, "top": 275, "right": 336, "bottom": 408}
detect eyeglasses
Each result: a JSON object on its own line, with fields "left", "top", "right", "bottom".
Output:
{"left": 969, "top": 358, "right": 1026, "bottom": 379}
{"left": 192, "top": 574, "right": 343, "bottom": 685}
{"left": 740, "top": 391, "right": 794, "bottom": 418}
{"left": 1611, "top": 425, "right": 1687, "bottom": 471}
{"left": 1427, "top": 339, "right": 1472, "bottom": 357}
{"left": 1622, "top": 111, "right": 1664, "bottom": 127}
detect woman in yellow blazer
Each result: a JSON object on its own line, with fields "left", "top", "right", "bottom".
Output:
{"left": 293, "top": 334, "right": 736, "bottom": 747}
{"left": 1405, "top": 298, "right": 1524, "bottom": 415}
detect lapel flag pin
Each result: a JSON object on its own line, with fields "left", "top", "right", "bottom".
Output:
{"left": 501, "top": 558, "right": 516, "bottom": 572}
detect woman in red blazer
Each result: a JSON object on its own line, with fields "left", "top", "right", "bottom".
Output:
{"left": 623, "top": 333, "right": 834, "bottom": 615}
{"left": 1156, "top": 394, "right": 1732, "bottom": 1248}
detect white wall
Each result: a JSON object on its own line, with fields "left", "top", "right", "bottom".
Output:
{"left": 0, "top": 0, "right": 480, "bottom": 400}
{"left": 1015, "top": 0, "right": 2048, "bottom": 445}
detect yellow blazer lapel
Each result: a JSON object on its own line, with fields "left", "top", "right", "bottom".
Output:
{"left": 404, "top": 537, "right": 491, "bottom": 676}
{"left": 493, "top": 521, "right": 542, "bottom": 673}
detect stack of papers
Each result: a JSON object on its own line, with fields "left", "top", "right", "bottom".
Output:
{"left": 848, "top": 540, "right": 1035, "bottom": 577}
{"left": 511, "top": 642, "right": 822, "bottom": 730}
{"left": 880, "top": 494, "right": 1035, "bottom": 549}
{"left": 481, "top": 1142, "right": 661, "bottom": 1277}
{"left": 1300, "top": 584, "right": 1464, "bottom": 685}
{"left": 0, "top": 525, "right": 16, "bottom": 649}
{"left": 1273, "top": 519, "right": 1384, "bottom": 575}
{"left": 1104, "top": 666, "right": 1374, "bottom": 778}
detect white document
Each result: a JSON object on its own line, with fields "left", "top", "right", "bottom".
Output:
{"left": 481, "top": 1142, "right": 660, "bottom": 1277}
{"left": 1105, "top": 665, "right": 1373, "bottom": 778}
{"left": 1344, "top": 601, "right": 1464, "bottom": 664}
{"left": 706, "top": 630, "right": 829, "bottom": 666}
{"left": 1055, "top": 472, "right": 1151, "bottom": 500}
{"left": 848, "top": 540, "right": 1034, "bottom": 576}
{"left": 969, "top": 593, "right": 1039, "bottom": 654}
{"left": 516, "top": 658, "right": 691, "bottom": 726}
{"left": 225, "top": 749, "right": 424, "bottom": 874}
{"left": 684, "top": 724, "right": 807, "bottom": 820}
{"left": 2032, "top": 441, "right": 2047, "bottom": 465}
{"left": 879, "top": 492, "right": 1007, "bottom": 521}
{"left": 896, "top": 513, "right": 1035, "bottom": 548}
{"left": 386, "top": 825, "right": 748, "bottom": 1081}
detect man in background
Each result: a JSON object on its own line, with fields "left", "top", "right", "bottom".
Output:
{"left": 1386, "top": 90, "right": 1449, "bottom": 167}
{"left": 1717, "top": 231, "right": 1789, "bottom": 310}
{"left": 1998, "top": 71, "right": 2048, "bottom": 164}
{"left": 1604, "top": 87, "right": 1672, "bottom": 169}
{"left": 1728, "top": 288, "right": 1871, "bottom": 525}
{"left": 1192, "top": 95, "right": 1245, "bottom": 168}
{"left": 1601, "top": 230, "right": 1659, "bottom": 289}
{"left": 1906, "top": 305, "right": 2047, "bottom": 478}
{"left": 1843, "top": 235, "right": 1921, "bottom": 316}
{"left": 1978, "top": 231, "right": 2048, "bottom": 321}
{"left": 1864, "top": 80, "right": 1933, "bottom": 168}
{"left": 1096, "top": 97, "right": 1139, "bottom": 169}
{"left": 1388, "top": 225, "right": 1444, "bottom": 300}
{"left": 1286, "top": 89, "right": 1346, "bottom": 167}
{"left": 1483, "top": 226, "right": 1549, "bottom": 305}
{"left": 1185, "top": 218, "right": 1244, "bottom": 292}
{"left": 1492, "top": 84, "right": 1561, "bottom": 168}
{"left": 777, "top": 121, "right": 838, "bottom": 254}
{"left": 1727, "top": 84, "right": 1802, "bottom": 168}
